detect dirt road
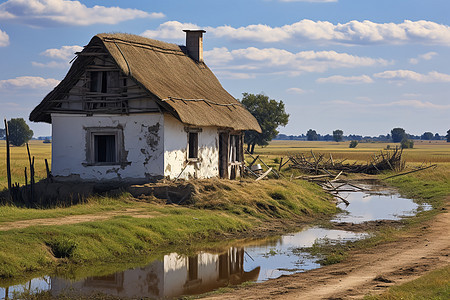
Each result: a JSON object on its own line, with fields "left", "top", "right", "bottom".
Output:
{"left": 203, "top": 204, "right": 450, "bottom": 299}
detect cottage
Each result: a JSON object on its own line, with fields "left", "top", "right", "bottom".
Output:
{"left": 30, "top": 31, "right": 261, "bottom": 182}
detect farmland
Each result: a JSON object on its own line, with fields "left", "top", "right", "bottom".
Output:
{"left": 254, "top": 139, "right": 450, "bottom": 164}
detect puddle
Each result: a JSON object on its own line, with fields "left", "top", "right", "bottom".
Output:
{"left": 332, "top": 184, "right": 432, "bottom": 224}
{"left": 0, "top": 185, "right": 431, "bottom": 299}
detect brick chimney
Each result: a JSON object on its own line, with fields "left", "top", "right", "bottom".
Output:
{"left": 183, "top": 29, "right": 206, "bottom": 62}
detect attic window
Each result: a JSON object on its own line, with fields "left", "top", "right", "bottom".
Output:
{"left": 90, "top": 71, "right": 119, "bottom": 93}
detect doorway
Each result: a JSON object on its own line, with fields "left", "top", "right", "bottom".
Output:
{"left": 218, "top": 132, "right": 229, "bottom": 178}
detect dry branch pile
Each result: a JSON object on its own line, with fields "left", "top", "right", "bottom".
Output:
{"left": 289, "top": 148, "right": 405, "bottom": 175}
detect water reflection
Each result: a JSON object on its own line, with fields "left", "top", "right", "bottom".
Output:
{"left": 51, "top": 248, "right": 259, "bottom": 299}
{"left": 0, "top": 277, "right": 50, "bottom": 300}
{"left": 244, "top": 227, "right": 366, "bottom": 281}
{"left": 332, "top": 185, "right": 430, "bottom": 223}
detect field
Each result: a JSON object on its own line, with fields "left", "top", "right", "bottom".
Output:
{"left": 1, "top": 139, "right": 449, "bottom": 191}
{"left": 254, "top": 139, "right": 450, "bottom": 164}
{"left": 0, "top": 140, "right": 51, "bottom": 190}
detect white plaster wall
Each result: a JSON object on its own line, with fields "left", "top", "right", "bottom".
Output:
{"left": 51, "top": 113, "right": 164, "bottom": 181}
{"left": 163, "top": 114, "right": 219, "bottom": 179}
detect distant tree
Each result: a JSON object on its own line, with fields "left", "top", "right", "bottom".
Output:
{"left": 349, "top": 140, "right": 358, "bottom": 148}
{"left": 332, "top": 129, "right": 344, "bottom": 142}
{"left": 421, "top": 132, "right": 434, "bottom": 140}
{"left": 400, "top": 138, "right": 414, "bottom": 149}
{"left": 433, "top": 133, "right": 441, "bottom": 140}
{"left": 323, "top": 134, "right": 333, "bottom": 141}
{"left": 447, "top": 130, "right": 450, "bottom": 142}
{"left": 306, "top": 129, "right": 318, "bottom": 141}
{"left": 241, "top": 93, "right": 289, "bottom": 154}
{"left": 7, "top": 118, "right": 34, "bottom": 146}
{"left": 391, "top": 128, "right": 406, "bottom": 143}
{"left": 0, "top": 128, "right": 5, "bottom": 139}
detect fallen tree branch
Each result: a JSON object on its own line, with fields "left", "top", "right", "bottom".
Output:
{"left": 382, "top": 164, "right": 437, "bottom": 180}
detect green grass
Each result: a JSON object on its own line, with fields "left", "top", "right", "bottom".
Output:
{"left": 0, "top": 204, "right": 249, "bottom": 279}
{"left": 0, "top": 178, "right": 337, "bottom": 282}
{"left": 365, "top": 266, "right": 450, "bottom": 300}
{"left": 384, "top": 164, "right": 450, "bottom": 209}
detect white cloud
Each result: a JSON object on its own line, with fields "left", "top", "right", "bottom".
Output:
{"left": 142, "top": 21, "right": 200, "bottom": 40}
{"left": 0, "top": 28, "right": 9, "bottom": 46}
{"left": 205, "top": 47, "right": 389, "bottom": 77}
{"left": 144, "top": 20, "right": 450, "bottom": 46}
{"left": 409, "top": 51, "right": 438, "bottom": 64}
{"left": 380, "top": 100, "right": 450, "bottom": 109}
{"left": 201, "top": 47, "right": 234, "bottom": 65}
{"left": 286, "top": 87, "right": 306, "bottom": 94}
{"left": 374, "top": 70, "right": 450, "bottom": 82}
{"left": 0, "top": 0, "right": 164, "bottom": 26}
{"left": 317, "top": 74, "right": 373, "bottom": 84}
{"left": 0, "top": 76, "right": 60, "bottom": 89}
{"left": 213, "top": 70, "right": 256, "bottom": 80}
{"left": 32, "top": 45, "right": 83, "bottom": 68}
{"left": 41, "top": 45, "right": 82, "bottom": 60}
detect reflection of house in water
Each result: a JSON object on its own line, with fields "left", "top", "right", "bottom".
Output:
{"left": 51, "top": 248, "right": 260, "bottom": 299}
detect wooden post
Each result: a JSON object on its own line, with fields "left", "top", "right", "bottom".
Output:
{"left": 26, "top": 143, "right": 34, "bottom": 203}
{"left": 45, "top": 158, "right": 51, "bottom": 181}
{"left": 4, "top": 118, "right": 12, "bottom": 194}
{"left": 24, "top": 167, "right": 28, "bottom": 187}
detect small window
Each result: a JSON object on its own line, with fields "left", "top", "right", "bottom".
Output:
{"left": 188, "top": 132, "right": 198, "bottom": 159}
{"left": 94, "top": 134, "right": 116, "bottom": 163}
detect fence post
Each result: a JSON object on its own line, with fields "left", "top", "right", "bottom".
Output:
{"left": 4, "top": 118, "right": 12, "bottom": 194}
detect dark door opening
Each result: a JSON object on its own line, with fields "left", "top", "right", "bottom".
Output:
{"left": 219, "top": 133, "right": 229, "bottom": 179}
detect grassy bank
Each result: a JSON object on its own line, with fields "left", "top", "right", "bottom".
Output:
{"left": 365, "top": 266, "right": 450, "bottom": 300}
{"left": 0, "top": 179, "right": 337, "bottom": 283}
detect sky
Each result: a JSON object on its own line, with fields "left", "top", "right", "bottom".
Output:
{"left": 0, "top": 0, "right": 449, "bottom": 138}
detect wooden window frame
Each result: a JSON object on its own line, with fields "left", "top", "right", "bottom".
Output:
{"left": 185, "top": 127, "right": 202, "bottom": 162}
{"left": 85, "top": 127, "right": 123, "bottom": 166}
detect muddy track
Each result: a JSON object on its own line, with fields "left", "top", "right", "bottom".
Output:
{"left": 202, "top": 203, "right": 450, "bottom": 300}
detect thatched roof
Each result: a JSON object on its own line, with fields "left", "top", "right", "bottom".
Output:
{"left": 30, "top": 33, "right": 261, "bottom": 133}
